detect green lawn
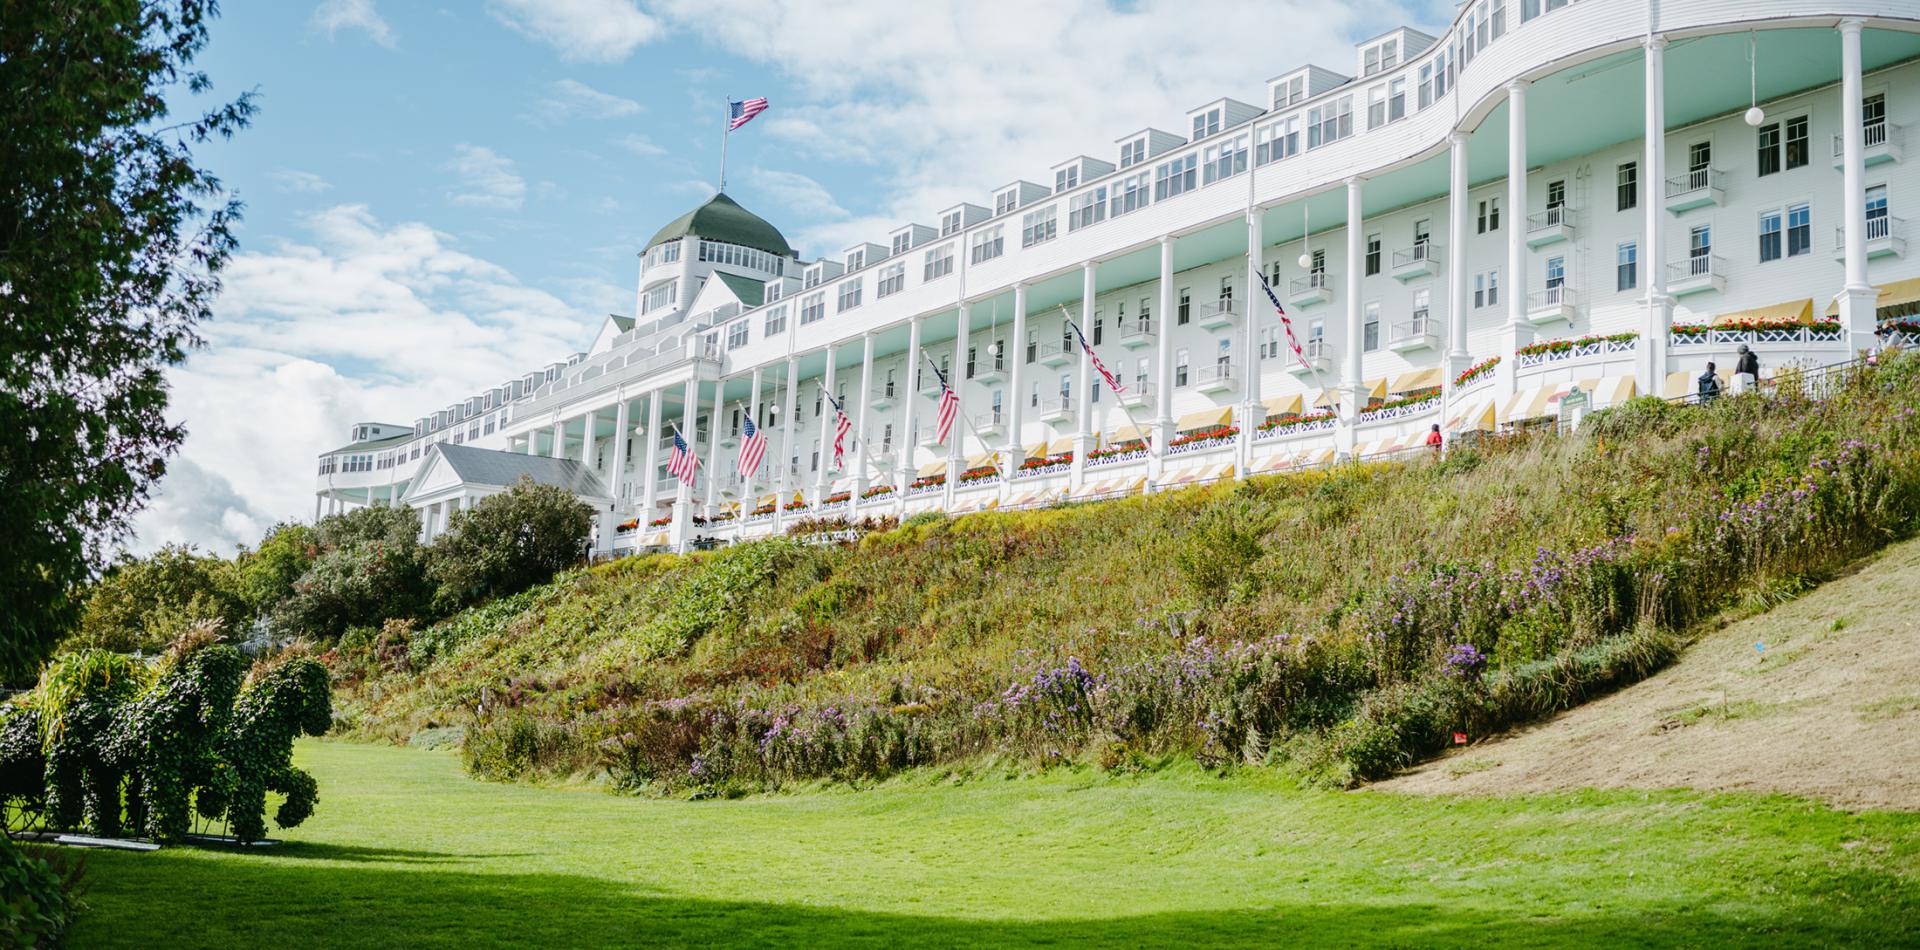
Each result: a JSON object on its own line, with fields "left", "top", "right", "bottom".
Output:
{"left": 67, "top": 740, "right": 1919, "bottom": 948}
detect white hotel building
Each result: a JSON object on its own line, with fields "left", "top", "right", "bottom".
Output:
{"left": 317, "top": 0, "right": 1920, "bottom": 553}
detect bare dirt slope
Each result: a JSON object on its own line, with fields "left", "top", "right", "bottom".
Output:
{"left": 1377, "top": 537, "right": 1920, "bottom": 810}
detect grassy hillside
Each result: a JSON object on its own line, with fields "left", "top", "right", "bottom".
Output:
{"left": 68, "top": 740, "right": 1920, "bottom": 948}
{"left": 335, "top": 353, "right": 1920, "bottom": 793}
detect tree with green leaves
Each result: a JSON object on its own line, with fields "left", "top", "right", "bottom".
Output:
{"left": 0, "top": 0, "right": 253, "bottom": 684}
{"left": 427, "top": 478, "right": 593, "bottom": 611}
{"left": 272, "top": 505, "right": 430, "bottom": 641}
{"left": 227, "top": 522, "right": 319, "bottom": 617}
{"left": 71, "top": 543, "right": 251, "bottom": 654}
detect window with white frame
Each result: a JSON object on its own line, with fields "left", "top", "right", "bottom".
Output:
{"left": 1388, "top": 78, "right": 1407, "bottom": 122}
{"left": 924, "top": 243, "right": 955, "bottom": 281}
{"left": 995, "top": 189, "right": 1018, "bottom": 215}
{"left": 1069, "top": 187, "right": 1108, "bottom": 230}
{"left": 877, "top": 262, "right": 906, "bottom": 297}
{"left": 1055, "top": 166, "right": 1079, "bottom": 193}
{"left": 1477, "top": 196, "right": 1501, "bottom": 233}
{"left": 846, "top": 248, "right": 866, "bottom": 271}
{"left": 1363, "top": 302, "right": 1380, "bottom": 351}
{"left": 1419, "top": 53, "right": 1451, "bottom": 108}
{"left": 970, "top": 226, "right": 1005, "bottom": 264}
{"left": 1368, "top": 85, "right": 1387, "bottom": 127}
{"left": 1256, "top": 115, "right": 1300, "bottom": 165}
{"left": 837, "top": 278, "right": 862, "bottom": 312}
{"left": 941, "top": 210, "right": 963, "bottom": 235}
{"left": 641, "top": 280, "right": 676, "bottom": 314}
{"left": 1474, "top": 270, "right": 1501, "bottom": 307}
{"left": 1021, "top": 205, "right": 1058, "bottom": 247}
{"left": 804, "top": 267, "right": 823, "bottom": 289}
{"left": 1154, "top": 154, "right": 1197, "bottom": 200}
{"left": 1759, "top": 208, "right": 1785, "bottom": 262}
{"left": 1364, "top": 38, "right": 1398, "bottom": 76}
{"left": 727, "top": 320, "right": 748, "bottom": 350}
{"left": 1787, "top": 201, "right": 1811, "bottom": 256}
{"left": 1192, "top": 107, "right": 1222, "bottom": 140}
{"left": 800, "top": 292, "right": 825, "bottom": 325}
{"left": 766, "top": 281, "right": 784, "bottom": 303}
{"left": 1174, "top": 348, "right": 1190, "bottom": 387}
{"left": 1616, "top": 242, "right": 1637, "bottom": 291}
{"left": 1110, "top": 172, "right": 1150, "bottom": 217}
{"left": 891, "top": 233, "right": 911, "bottom": 256}
{"left": 1307, "top": 97, "right": 1353, "bottom": 149}
{"left": 1274, "top": 76, "right": 1306, "bottom": 109}
{"left": 1120, "top": 137, "right": 1145, "bottom": 168}
{"left": 1202, "top": 134, "right": 1248, "bottom": 184}
{"left": 765, "top": 304, "right": 788, "bottom": 336}
{"left": 1617, "top": 162, "right": 1638, "bottom": 211}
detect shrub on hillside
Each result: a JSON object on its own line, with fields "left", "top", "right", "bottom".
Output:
{"left": 272, "top": 506, "right": 429, "bottom": 641}
{"left": 71, "top": 544, "right": 250, "bottom": 654}
{"left": 426, "top": 478, "right": 592, "bottom": 613}
{"left": 227, "top": 522, "right": 319, "bottom": 618}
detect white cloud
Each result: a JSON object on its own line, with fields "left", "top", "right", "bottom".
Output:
{"left": 751, "top": 168, "right": 849, "bottom": 221}
{"left": 310, "top": 0, "right": 396, "bottom": 49}
{"left": 613, "top": 133, "right": 667, "bottom": 157}
{"left": 645, "top": 0, "right": 1428, "bottom": 258}
{"left": 444, "top": 144, "right": 526, "bottom": 210}
{"left": 530, "top": 79, "right": 644, "bottom": 125}
{"left": 488, "top": 0, "right": 663, "bottom": 63}
{"left": 131, "top": 205, "right": 594, "bottom": 554}
{"left": 270, "top": 169, "right": 332, "bottom": 193}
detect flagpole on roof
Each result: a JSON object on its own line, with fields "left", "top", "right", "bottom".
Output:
{"left": 718, "top": 98, "right": 731, "bottom": 193}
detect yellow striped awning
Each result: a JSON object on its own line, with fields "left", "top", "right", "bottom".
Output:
{"left": 1590, "top": 375, "right": 1637, "bottom": 407}
{"left": 1826, "top": 276, "right": 1920, "bottom": 316}
{"left": 1364, "top": 378, "right": 1389, "bottom": 399}
{"left": 756, "top": 494, "right": 778, "bottom": 507}
{"left": 645, "top": 532, "right": 669, "bottom": 547}
{"left": 1046, "top": 437, "right": 1075, "bottom": 455}
{"left": 1388, "top": 367, "right": 1445, "bottom": 393}
{"left": 916, "top": 461, "right": 946, "bottom": 478}
{"left": 1107, "top": 424, "right": 1146, "bottom": 445}
{"left": 1302, "top": 447, "right": 1337, "bottom": 466}
{"left": 1022, "top": 441, "right": 1048, "bottom": 459}
{"left": 1175, "top": 406, "right": 1234, "bottom": 432}
{"left": 1446, "top": 393, "right": 1496, "bottom": 432}
{"left": 1071, "top": 475, "right": 1145, "bottom": 500}
{"left": 1717, "top": 297, "right": 1813, "bottom": 325}
{"left": 1497, "top": 383, "right": 1572, "bottom": 424}
{"left": 965, "top": 452, "right": 998, "bottom": 469}
{"left": 1664, "top": 369, "right": 1729, "bottom": 399}
{"left": 1254, "top": 451, "right": 1297, "bottom": 473}
{"left": 1161, "top": 461, "right": 1236, "bottom": 487}
{"left": 1312, "top": 388, "right": 1341, "bottom": 408}
{"left": 1262, "top": 393, "right": 1304, "bottom": 417}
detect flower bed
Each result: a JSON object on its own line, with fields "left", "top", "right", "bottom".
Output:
{"left": 1169, "top": 425, "right": 1237, "bottom": 450}
{"left": 859, "top": 484, "right": 896, "bottom": 500}
{"left": 1258, "top": 410, "right": 1336, "bottom": 435}
{"left": 1516, "top": 331, "right": 1638, "bottom": 358}
{"left": 1454, "top": 356, "right": 1499, "bottom": 388}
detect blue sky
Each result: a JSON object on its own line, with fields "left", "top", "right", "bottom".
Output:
{"left": 136, "top": 0, "right": 1442, "bottom": 553}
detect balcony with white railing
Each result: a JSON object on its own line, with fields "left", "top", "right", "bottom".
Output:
{"left": 1664, "top": 168, "right": 1725, "bottom": 213}
{"left": 968, "top": 355, "right": 1007, "bottom": 384}
{"left": 1196, "top": 363, "right": 1236, "bottom": 395}
{"left": 916, "top": 369, "right": 948, "bottom": 395}
{"left": 1668, "top": 255, "right": 1727, "bottom": 296}
{"left": 1390, "top": 243, "right": 1440, "bottom": 281}
{"left": 1526, "top": 286, "right": 1576, "bottom": 325}
{"left": 1118, "top": 321, "right": 1156, "bottom": 350}
{"left": 1036, "top": 341, "right": 1073, "bottom": 368}
{"left": 1525, "top": 206, "right": 1576, "bottom": 247}
{"left": 1288, "top": 272, "right": 1333, "bottom": 307}
{"left": 973, "top": 410, "right": 1006, "bottom": 438}
{"left": 1039, "top": 394, "right": 1074, "bottom": 424}
{"left": 870, "top": 381, "right": 899, "bottom": 410}
{"left": 1118, "top": 380, "right": 1153, "bottom": 410}
{"left": 917, "top": 424, "right": 948, "bottom": 449}
{"left": 1834, "top": 216, "right": 1907, "bottom": 261}
{"left": 1288, "top": 338, "right": 1333, "bottom": 378}
{"left": 1388, "top": 310, "right": 1439, "bottom": 352}
{"left": 1832, "top": 121, "right": 1904, "bottom": 167}
{"left": 1195, "top": 298, "right": 1237, "bottom": 331}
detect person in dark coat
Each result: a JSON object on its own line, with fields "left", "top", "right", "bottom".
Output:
{"left": 1732, "top": 344, "right": 1760, "bottom": 394}
{"left": 1698, "top": 362, "right": 1721, "bottom": 404}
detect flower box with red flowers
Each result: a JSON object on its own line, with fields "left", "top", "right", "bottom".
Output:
{"left": 1515, "top": 331, "right": 1639, "bottom": 358}
{"left": 909, "top": 473, "right": 946, "bottom": 490}
{"left": 750, "top": 503, "right": 777, "bottom": 516}
{"left": 709, "top": 511, "right": 737, "bottom": 523}
{"left": 1018, "top": 452, "right": 1073, "bottom": 472}
{"left": 822, "top": 491, "right": 852, "bottom": 505}
{"left": 616, "top": 519, "right": 640, "bottom": 533}
{"left": 859, "top": 484, "right": 896, "bottom": 500}
{"left": 1454, "top": 356, "right": 1500, "bottom": 388}
{"left": 1087, "top": 440, "right": 1147, "bottom": 463}
{"left": 1168, "top": 425, "right": 1237, "bottom": 450}
{"left": 958, "top": 465, "right": 1000, "bottom": 484}
{"left": 1882, "top": 319, "right": 1920, "bottom": 337}
{"left": 647, "top": 516, "right": 672, "bottom": 528}
{"left": 783, "top": 500, "right": 809, "bottom": 512}
{"left": 1257, "top": 410, "right": 1336, "bottom": 434}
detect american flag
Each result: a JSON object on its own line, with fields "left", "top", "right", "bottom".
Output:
{"left": 1254, "top": 270, "right": 1311, "bottom": 371}
{"left": 667, "top": 427, "right": 699, "bottom": 486}
{"left": 927, "top": 356, "right": 960, "bottom": 445}
{"left": 728, "top": 97, "right": 769, "bottom": 132}
{"left": 736, "top": 415, "right": 767, "bottom": 479}
{"left": 824, "top": 390, "right": 853, "bottom": 469}
{"left": 1069, "top": 318, "right": 1126, "bottom": 395}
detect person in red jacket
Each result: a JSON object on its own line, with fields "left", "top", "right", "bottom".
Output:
{"left": 1425, "top": 423, "right": 1443, "bottom": 455}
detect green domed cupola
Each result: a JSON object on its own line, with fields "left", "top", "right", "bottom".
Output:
{"left": 645, "top": 192, "right": 794, "bottom": 259}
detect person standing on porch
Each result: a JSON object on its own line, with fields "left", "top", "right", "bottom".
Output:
{"left": 1732, "top": 344, "right": 1759, "bottom": 395}
{"left": 1698, "top": 362, "right": 1722, "bottom": 404}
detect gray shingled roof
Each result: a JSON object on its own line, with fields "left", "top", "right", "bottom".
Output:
{"left": 432, "top": 443, "right": 610, "bottom": 498}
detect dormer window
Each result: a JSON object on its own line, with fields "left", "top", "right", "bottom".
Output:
{"left": 804, "top": 267, "right": 822, "bottom": 289}
{"left": 1271, "top": 76, "right": 1305, "bottom": 110}
{"left": 995, "top": 190, "right": 1018, "bottom": 215}
{"left": 1191, "top": 108, "right": 1222, "bottom": 140}
{"left": 766, "top": 281, "right": 784, "bottom": 303}
{"left": 941, "top": 210, "right": 962, "bottom": 235}
{"left": 1055, "top": 166, "right": 1079, "bottom": 193}
{"left": 1364, "top": 38, "right": 1399, "bottom": 75}
{"left": 847, "top": 249, "right": 865, "bottom": 271}
{"left": 891, "top": 233, "right": 911, "bottom": 255}
{"left": 1120, "top": 138, "right": 1145, "bottom": 168}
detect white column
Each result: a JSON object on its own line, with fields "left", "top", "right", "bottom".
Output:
{"left": 745, "top": 366, "right": 763, "bottom": 506}
{"left": 1240, "top": 207, "right": 1263, "bottom": 478}
{"left": 898, "top": 317, "right": 922, "bottom": 497}
{"left": 778, "top": 357, "right": 799, "bottom": 530}
{"left": 641, "top": 390, "right": 662, "bottom": 524}
{"left": 1341, "top": 177, "right": 1365, "bottom": 455}
{"left": 581, "top": 409, "right": 597, "bottom": 469}
{"left": 1640, "top": 37, "right": 1674, "bottom": 395}
{"left": 1837, "top": 18, "right": 1878, "bottom": 352}
{"left": 1071, "top": 262, "right": 1095, "bottom": 489}
{"left": 1005, "top": 285, "right": 1027, "bottom": 478}
{"left": 313, "top": 494, "right": 322, "bottom": 522}
{"left": 705, "top": 376, "right": 725, "bottom": 517}
{"left": 1499, "top": 79, "right": 1533, "bottom": 400}
{"left": 1446, "top": 131, "right": 1472, "bottom": 377}
{"left": 673, "top": 377, "right": 698, "bottom": 550}
{"left": 855, "top": 334, "right": 874, "bottom": 497}
{"left": 609, "top": 396, "right": 630, "bottom": 511}
{"left": 550, "top": 419, "right": 565, "bottom": 459}
{"left": 816, "top": 346, "right": 838, "bottom": 501}
{"left": 947, "top": 304, "right": 971, "bottom": 508}
{"left": 1154, "top": 237, "right": 1176, "bottom": 456}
